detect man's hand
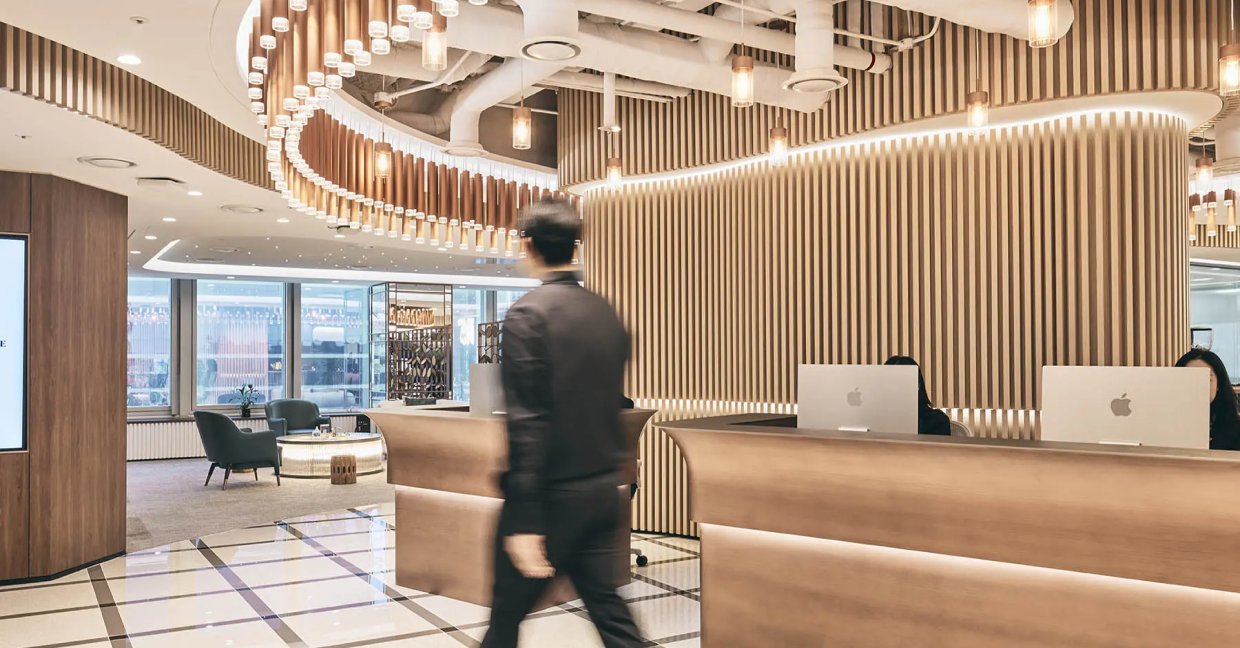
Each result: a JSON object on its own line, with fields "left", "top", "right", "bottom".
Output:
{"left": 505, "top": 534, "right": 554, "bottom": 579}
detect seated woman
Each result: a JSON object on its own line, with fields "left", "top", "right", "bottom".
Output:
{"left": 1174, "top": 348, "right": 1240, "bottom": 450}
{"left": 884, "top": 355, "right": 951, "bottom": 436}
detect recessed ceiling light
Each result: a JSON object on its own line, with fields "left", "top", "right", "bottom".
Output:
{"left": 187, "top": 190, "right": 203, "bottom": 197}
{"left": 144, "top": 235, "right": 157, "bottom": 240}
{"left": 162, "top": 217, "right": 176, "bottom": 222}
{"left": 77, "top": 156, "right": 136, "bottom": 169}
{"left": 210, "top": 247, "right": 240, "bottom": 254}
{"left": 276, "top": 217, "right": 290, "bottom": 223}
{"left": 130, "top": 250, "right": 141, "bottom": 255}
{"left": 221, "top": 205, "right": 263, "bottom": 214}
{"left": 334, "top": 234, "right": 345, "bottom": 238}
{"left": 116, "top": 54, "right": 142, "bottom": 65}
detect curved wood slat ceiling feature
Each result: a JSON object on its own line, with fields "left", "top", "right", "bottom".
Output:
{"left": 0, "top": 23, "right": 270, "bottom": 189}
{"left": 559, "top": 0, "right": 1229, "bottom": 187}
{"left": 590, "top": 113, "right": 1191, "bottom": 535}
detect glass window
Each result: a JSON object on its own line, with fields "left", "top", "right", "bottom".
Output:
{"left": 1190, "top": 264, "right": 1240, "bottom": 379}
{"left": 127, "top": 277, "right": 173, "bottom": 409}
{"left": 196, "top": 281, "right": 286, "bottom": 406}
{"left": 495, "top": 289, "right": 528, "bottom": 323}
{"left": 452, "top": 288, "right": 485, "bottom": 401}
{"left": 301, "top": 284, "right": 369, "bottom": 411}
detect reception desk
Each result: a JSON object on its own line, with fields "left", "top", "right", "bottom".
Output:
{"left": 662, "top": 414, "right": 1240, "bottom": 647}
{"left": 367, "top": 406, "right": 655, "bottom": 608}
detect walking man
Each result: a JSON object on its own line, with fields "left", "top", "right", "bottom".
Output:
{"left": 481, "top": 199, "right": 644, "bottom": 648}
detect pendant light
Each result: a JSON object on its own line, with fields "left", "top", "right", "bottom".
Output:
{"left": 423, "top": 13, "right": 448, "bottom": 71}
{"left": 438, "top": 0, "right": 460, "bottom": 17}
{"left": 468, "top": 0, "right": 487, "bottom": 4}
{"left": 1027, "top": 0, "right": 1058, "bottom": 48}
{"left": 413, "top": 0, "right": 434, "bottom": 30}
{"left": 1228, "top": 189, "right": 1238, "bottom": 232}
{"left": 1198, "top": 153, "right": 1215, "bottom": 186}
{"left": 606, "top": 132, "right": 622, "bottom": 188}
{"left": 767, "top": 50, "right": 787, "bottom": 166}
{"left": 731, "top": 0, "right": 754, "bottom": 108}
{"left": 966, "top": 31, "right": 989, "bottom": 130}
{"left": 513, "top": 60, "right": 533, "bottom": 150}
{"left": 1224, "top": 0, "right": 1240, "bottom": 97}
{"left": 1208, "top": 204, "right": 1219, "bottom": 237}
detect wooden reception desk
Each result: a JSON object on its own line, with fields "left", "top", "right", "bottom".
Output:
{"left": 662, "top": 414, "right": 1240, "bottom": 648}
{"left": 367, "top": 406, "right": 655, "bottom": 608}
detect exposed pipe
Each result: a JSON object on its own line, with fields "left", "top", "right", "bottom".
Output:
{"left": 602, "top": 72, "right": 619, "bottom": 131}
{"left": 374, "top": 51, "right": 490, "bottom": 104}
{"left": 536, "top": 71, "right": 683, "bottom": 103}
{"left": 574, "top": 0, "right": 891, "bottom": 73}
{"left": 845, "top": 0, "right": 862, "bottom": 49}
{"left": 784, "top": 0, "right": 846, "bottom": 93}
{"left": 876, "top": 0, "right": 1074, "bottom": 42}
{"left": 445, "top": 57, "right": 565, "bottom": 157}
{"left": 411, "top": 3, "right": 829, "bottom": 112}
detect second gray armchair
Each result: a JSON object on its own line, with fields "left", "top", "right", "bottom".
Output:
{"left": 265, "top": 399, "right": 330, "bottom": 436}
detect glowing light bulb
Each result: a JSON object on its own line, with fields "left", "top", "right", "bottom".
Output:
{"left": 768, "top": 126, "right": 788, "bottom": 167}
{"left": 966, "top": 90, "right": 989, "bottom": 130}
{"left": 606, "top": 157, "right": 623, "bottom": 188}
{"left": 731, "top": 55, "right": 754, "bottom": 108}
{"left": 1028, "top": 0, "right": 1058, "bottom": 48}
{"left": 512, "top": 107, "right": 532, "bottom": 150}
{"left": 1222, "top": 45, "right": 1240, "bottom": 98}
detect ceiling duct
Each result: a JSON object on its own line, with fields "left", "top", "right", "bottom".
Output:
{"left": 877, "top": 0, "right": 1074, "bottom": 42}
{"left": 513, "top": 0, "right": 582, "bottom": 62}
{"left": 445, "top": 57, "right": 566, "bottom": 157}
{"left": 784, "top": 0, "right": 847, "bottom": 93}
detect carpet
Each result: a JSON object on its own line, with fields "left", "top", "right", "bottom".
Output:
{"left": 125, "top": 458, "right": 395, "bottom": 552}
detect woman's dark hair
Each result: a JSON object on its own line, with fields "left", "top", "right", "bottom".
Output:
{"left": 884, "top": 355, "right": 933, "bottom": 409}
{"left": 1175, "top": 348, "right": 1240, "bottom": 424}
{"left": 519, "top": 198, "right": 581, "bottom": 266}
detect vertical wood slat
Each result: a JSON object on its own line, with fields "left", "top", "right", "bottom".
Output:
{"left": 557, "top": 0, "right": 1229, "bottom": 188}
{"left": 586, "top": 112, "right": 1190, "bottom": 537}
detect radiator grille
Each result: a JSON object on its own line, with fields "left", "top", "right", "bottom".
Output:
{"left": 127, "top": 416, "right": 360, "bottom": 461}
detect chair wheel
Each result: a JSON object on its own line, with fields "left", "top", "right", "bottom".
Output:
{"left": 636, "top": 555, "right": 648, "bottom": 567}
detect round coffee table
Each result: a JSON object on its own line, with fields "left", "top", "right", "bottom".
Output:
{"left": 276, "top": 433, "right": 385, "bottom": 478}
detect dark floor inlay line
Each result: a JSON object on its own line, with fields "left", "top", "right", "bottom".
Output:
{"left": 194, "top": 539, "right": 312, "bottom": 648}
{"left": 640, "top": 537, "right": 701, "bottom": 557}
{"left": 87, "top": 565, "right": 133, "bottom": 648}
{"left": 630, "top": 573, "right": 701, "bottom": 602}
{"left": 277, "top": 521, "right": 477, "bottom": 648}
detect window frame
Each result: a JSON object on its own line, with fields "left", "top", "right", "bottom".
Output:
{"left": 125, "top": 276, "right": 178, "bottom": 420}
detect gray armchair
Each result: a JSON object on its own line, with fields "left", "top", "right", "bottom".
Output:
{"left": 193, "top": 411, "right": 281, "bottom": 490}
{"left": 264, "top": 399, "right": 330, "bottom": 437}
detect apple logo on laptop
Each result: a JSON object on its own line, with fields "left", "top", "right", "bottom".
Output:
{"left": 1110, "top": 393, "right": 1132, "bottom": 417}
{"left": 847, "top": 388, "right": 863, "bottom": 407}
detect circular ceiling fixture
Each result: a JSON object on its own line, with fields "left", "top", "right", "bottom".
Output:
{"left": 520, "top": 38, "right": 581, "bottom": 62}
{"left": 77, "top": 156, "right": 137, "bottom": 169}
{"left": 220, "top": 205, "right": 264, "bottom": 214}
{"left": 209, "top": 246, "right": 240, "bottom": 254}
{"left": 443, "top": 141, "right": 489, "bottom": 158}
{"left": 782, "top": 68, "right": 849, "bottom": 94}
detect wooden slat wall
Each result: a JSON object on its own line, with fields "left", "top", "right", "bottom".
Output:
{"left": 587, "top": 112, "right": 1191, "bottom": 536}
{"left": 559, "top": 0, "right": 1227, "bottom": 187}
{"left": 0, "top": 23, "right": 269, "bottom": 189}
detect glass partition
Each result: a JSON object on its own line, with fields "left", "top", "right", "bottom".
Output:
{"left": 452, "top": 288, "right": 485, "bottom": 401}
{"left": 1190, "top": 264, "right": 1240, "bottom": 380}
{"left": 196, "top": 280, "right": 287, "bottom": 406}
{"left": 126, "top": 277, "right": 173, "bottom": 409}
{"left": 301, "top": 284, "right": 369, "bottom": 411}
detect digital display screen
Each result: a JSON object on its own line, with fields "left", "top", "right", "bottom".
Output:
{"left": 0, "top": 236, "right": 27, "bottom": 451}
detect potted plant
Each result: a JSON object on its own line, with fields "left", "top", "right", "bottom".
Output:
{"left": 236, "top": 385, "right": 258, "bottom": 418}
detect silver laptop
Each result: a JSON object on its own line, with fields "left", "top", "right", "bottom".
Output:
{"left": 1040, "top": 366, "right": 1211, "bottom": 449}
{"left": 798, "top": 365, "right": 919, "bottom": 434}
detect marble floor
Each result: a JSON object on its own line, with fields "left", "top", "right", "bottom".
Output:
{"left": 0, "top": 503, "right": 701, "bottom": 648}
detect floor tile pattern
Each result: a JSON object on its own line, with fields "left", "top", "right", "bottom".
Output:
{"left": 0, "top": 504, "right": 701, "bottom": 648}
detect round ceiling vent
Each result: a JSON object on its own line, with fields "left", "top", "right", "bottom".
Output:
{"left": 782, "top": 68, "right": 849, "bottom": 94}
{"left": 209, "top": 247, "right": 240, "bottom": 254}
{"left": 443, "top": 141, "right": 489, "bottom": 158}
{"left": 195, "top": 257, "right": 224, "bottom": 263}
{"left": 78, "top": 156, "right": 137, "bottom": 169}
{"left": 520, "top": 37, "right": 581, "bottom": 62}
{"left": 347, "top": 264, "right": 371, "bottom": 270}
{"left": 221, "top": 205, "right": 264, "bottom": 214}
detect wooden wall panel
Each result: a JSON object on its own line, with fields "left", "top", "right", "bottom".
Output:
{"left": 0, "top": 452, "right": 28, "bottom": 581}
{"left": 0, "top": 172, "right": 30, "bottom": 234}
{"left": 0, "top": 23, "right": 269, "bottom": 189}
{"left": 587, "top": 113, "right": 1190, "bottom": 536}
{"left": 26, "top": 175, "right": 127, "bottom": 576}
{"left": 559, "top": 0, "right": 1227, "bottom": 187}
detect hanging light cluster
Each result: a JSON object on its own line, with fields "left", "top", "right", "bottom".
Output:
{"left": 248, "top": 0, "right": 572, "bottom": 255}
